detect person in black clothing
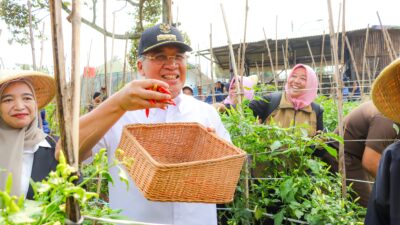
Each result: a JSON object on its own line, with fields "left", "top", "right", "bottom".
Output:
{"left": 365, "top": 58, "right": 400, "bottom": 224}
{"left": 0, "top": 70, "right": 57, "bottom": 199}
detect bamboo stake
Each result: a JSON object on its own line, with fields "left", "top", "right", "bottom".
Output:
{"left": 197, "top": 45, "right": 202, "bottom": 98}
{"left": 261, "top": 53, "right": 264, "bottom": 84}
{"left": 319, "top": 31, "right": 326, "bottom": 94}
{"left": 220, "top": 3, "right": 242, "bottom": 105}
{"left": 210, "top": 24, "right": 216, "bottom": 104}
{"left": 281, "top": 44, "right": 287, "bottom": 73}
{"left": 103, "top": 0, "right": 108, "bottom": 95}
{"left": 109, "top": 12, "right": 116, "bottom": 97}
{"left": 39, "top": 22, "right": 45, "bottom": 70}
{"left": 122, "top": 34, "right": 128, "bottom": 86}
{"left": 240, "top": 0, "right": 249, "bottom": 102}
{"left": 327, "top": 0, "right": 346, "bottom": 198}
{"left": 83, "top": 40, "right": 93, "bottom": 112}
{"left": 340, "top": 0, "right": 346, "bottom": 65}
{"left": 49, "top": 0, "right": 81, "bottom": 222}
{"left": 307, "top": 40, "right": 319, "bottom": 92}
{"left": 263, "top": 28, "right": 278, "bottom": 89}
{"left": 345, "top": 36, "right": 363, "bottom": 98}
{"left": 376, "top": 12, "right": 396, "bottom": 61}
{"left": 285, "top": 38, "right": 289, "bottom": 68}
{"left": 27, "top": 0, "right": 37, "bottom": 70}
{"left": 361, "top": 25, "right": 369, "bottom": 95}
{"left": 275, "top": 15, "right": 278, "bottom": 72}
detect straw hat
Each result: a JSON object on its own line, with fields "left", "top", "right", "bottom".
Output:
{"left": 0, "top": 70, "right": 56, "bottom": 109}
{"left": 371, "top": 58, "right": 400, "bottom": 123}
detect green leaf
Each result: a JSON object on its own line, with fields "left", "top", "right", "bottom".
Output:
{"left": 270, "top": 140, "right": 282, "bottom": 151}
{"left": 117, "top": 166, "right": 130, "bottom": 190}
{"left": 254, "top": 206, "right": 264, "bottom": 220}
{"left": 320, "top": 142, "right": 338, "bottom": 158}
{"left": 273, "top": 209, "right": 285, "bottom": 225}
{"left": 294, "top": 209, "right": 304, "bottom": 219}
{"left": 393, "top": 124, "right": 399, "bottom": 135}
{"left": 5, "top": 173, "right": 13, "bottom": 194}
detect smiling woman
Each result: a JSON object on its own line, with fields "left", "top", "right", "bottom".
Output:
{"left": 0, "top": 70, "right": 57, "bottom": 199}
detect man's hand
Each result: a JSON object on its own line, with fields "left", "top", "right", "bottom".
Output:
{"left": 111, "top": 79, "right": 172, "bottom": 112}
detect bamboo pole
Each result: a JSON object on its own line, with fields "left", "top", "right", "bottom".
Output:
{"left": 275, "top": 15, "right": 278, "bottom": 72}
{"left": 220, "top": 3, "right": 242, "bottom": 105}
{"left": 306, "top": 40, "right": 317, "bottom": 69}
{"left": 376, "top": 12, "right": 396, "bottom": 61}
{"left": 122, "top": 34, "right": 129, "bottom": 86}
{"left": 361, "top": 25, "right": 369, "bottom": 95}
{"left": 39, "top": 22, "right": 45, "bottom": 70}
{"left": 85, "top": 40, "right": 93, "bottom": 112}
{"left": 210, "top": 24, "right": 216, "bottom": 104}
{"left": 340, "top": 0, "right": 346, "bottom": 65}
{"left": 285, "top": 38, "right": 289, "bottom": 68}
{"left": 307, "top": 40, "right": 319, "bottom": 92}
{"left": 327, "top": 0, "right": 346, "bottom": 198}
{"left": 263, "top": 28, "right": 278, "bottom": 89}
{"left": 240, "top": 0, "right": 249, "bottom": 100}
{"left": 345, "top": 36, "right": 363, "bottom": 98}
{"left": 261, "top": 53, "right": 264, "bottom": 84}
{"left": 319, "top": 31, "right": 326, "bottom": 94}
{"left": 281, "top": 44, "right": 288, "bottom": 73}
{"left": 49, "top": 0, "right": 82, "bottom": 223}
{"left": 27, "top": 0, "right": 37, "bottom": 70}
{"left": 103, "top": 0, "right": 108, "bottom": 95}
{"left": 109, "top": 12, "right": 116, "bottom": 97}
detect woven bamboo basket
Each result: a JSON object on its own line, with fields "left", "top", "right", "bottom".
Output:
{"left": 117, "top": 122, "right": 246, "bottom": 203}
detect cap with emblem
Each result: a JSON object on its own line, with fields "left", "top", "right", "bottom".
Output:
{"left": 138, "top": 23, "right": 192, "bottom": 56}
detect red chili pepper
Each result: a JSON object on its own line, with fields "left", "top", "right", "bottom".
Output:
{"left": 145, "top": 85, "right": 175, "bottom": 117}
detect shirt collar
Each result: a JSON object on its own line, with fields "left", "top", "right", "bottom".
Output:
{"left": 279, "top": 92, "right": 313, "bottom": 113}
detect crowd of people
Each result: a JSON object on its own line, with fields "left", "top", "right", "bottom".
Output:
{"left": 0, "top": 23, "right": 399, "bottom": 225}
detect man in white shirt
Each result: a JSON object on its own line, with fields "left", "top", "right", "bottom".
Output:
{"left": 79, "top": 23, "right": 231, "bottom": 225}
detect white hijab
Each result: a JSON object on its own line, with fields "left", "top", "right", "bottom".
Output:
{"left": 0, "top": 79, "right": 45, "bottom": 196}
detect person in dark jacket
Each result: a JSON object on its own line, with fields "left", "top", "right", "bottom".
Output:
{"left": 365, "top": 58, "right": 400, "bottom": 224}
{"left": 0, "top": 70, "right": 57, "bottom": 199}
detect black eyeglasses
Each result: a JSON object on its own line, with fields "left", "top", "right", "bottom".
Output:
{"left": 144, "top": 53, "right": 187, "bottom": 65}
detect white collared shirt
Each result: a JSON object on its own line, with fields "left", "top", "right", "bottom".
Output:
{"left": 93, "top": 93, "right": 231, "bottom": 225}
{"left": 22, "top": 138, "right": 51, "bottom": 197}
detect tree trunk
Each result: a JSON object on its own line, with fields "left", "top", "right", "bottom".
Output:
{"left": 27, "top": 0, "right": 37, "bottom": 70}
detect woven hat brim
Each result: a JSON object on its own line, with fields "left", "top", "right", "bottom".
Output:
{"left": 0, "top": 70, "right": 56, "bottom": 109}
{"left": 371, "top": 58, "right": 400, "bottom": 123}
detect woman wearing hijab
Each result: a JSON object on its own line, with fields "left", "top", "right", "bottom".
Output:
{"left": 249, "top": 64, "right": 323, "bottom": 136}
{"left": 0, "top": 70, "right": 56, "bottom": 199}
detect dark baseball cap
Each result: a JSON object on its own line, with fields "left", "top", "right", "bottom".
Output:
{"left": 138, "top": 23, "right": 192, "bottom": 56}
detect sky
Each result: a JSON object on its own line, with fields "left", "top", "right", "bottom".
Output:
{"left": 0, "top": 0, "right": 399, "bottom": 75}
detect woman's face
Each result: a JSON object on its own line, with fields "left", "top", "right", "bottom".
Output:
{"left": 287, "top": 67, "right": 307, "bottom": 98}
{"left": 0, "top": 82, "right": 36, "bottom": 129}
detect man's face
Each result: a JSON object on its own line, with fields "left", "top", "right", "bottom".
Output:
{"left": 0, "top": 82, "right": 36, "bottom": 129}
{"left": 137, "top": 46, "right": 187, "bottom": 99}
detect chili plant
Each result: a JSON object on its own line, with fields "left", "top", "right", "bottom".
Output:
{"left": 0, "top": 149, "right": 130, "bottom": 224}
{"left": 220, "top": 102, "right": 365, "bottom": 225}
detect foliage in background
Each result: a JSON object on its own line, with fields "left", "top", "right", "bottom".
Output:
{"left": 220, "top": 102, "right": 366, "bottom": 225}
{"left": 314, "top": 96, "right": 360, "bottom": 132}
{"left": 0, "top": 149, "right": 129, "bottom": 224}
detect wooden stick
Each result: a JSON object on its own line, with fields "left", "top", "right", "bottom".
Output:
{"left": 319, "top": 31, "right": 326, "bottom": 94}
{"left": 240, "top": 0, "right": 249, "bottom": 101}
{"left": 263, "top": 28, "right": 278, "bottom": 89}
{"left": 103, "top": 0, "right": 108, "bottom": 95}
{"left": 376, "top": 12, "right": 396, "bottom": 61}
{"left": 275, "top": 15, "right": 278, "bottom": 72}
{"left": 307, "top": 40, "right": 319, "bottom": 92}
{"left": 109, "top": 12, "right": 116, "bottom": 97}
{"left": 39, "top": 22, "right": 45, "bottom": 69}
{"left": 220, "top": 3, "right": 242, "bottom": 105}
{"left": 345, "top": 36, "right": 363, "bottom": 98}
{"left": 27, "top": 0, "right": 37, "bottom": 70}
{"left": 361, "top": 25, "right": 369, "bottom": 96}
{"left": 210, "top": 24, "right": 216, "bottom": 104}
{"left": 340, "top": 0, "right": 346, "bottom": 65}
{"left": 261, "top": 53, "right": 264, "bottom": 84}
{"left": 281, "top": 44, "right": 287, "bottom": 73}
{"left": 49, "top": 0, "right": 81, "bottom": 222}
{"left": 327, "top": 0, "right": 346, "bottom": 198}
{"left": 122, "top": 33, "right": 128, "bottom": 86}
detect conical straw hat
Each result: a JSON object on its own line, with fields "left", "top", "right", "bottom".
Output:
{"left": 371, "top": 58, "right": 400, "bottom": 123}
{"left": 0, "top": 70, "right": 56, "bottom": 109}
